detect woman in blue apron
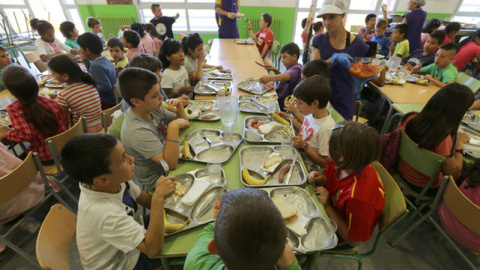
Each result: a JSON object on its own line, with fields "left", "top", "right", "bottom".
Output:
{"left": 215, "top": 0, "right": 240, "bottom": 39}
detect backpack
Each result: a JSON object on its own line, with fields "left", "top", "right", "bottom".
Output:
{"left": 380, "top": 128, "right": 401, "bottom": 170}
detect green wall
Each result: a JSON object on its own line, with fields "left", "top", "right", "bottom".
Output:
{"left": 78, "top": 4, "right": 139, "bottom": 30}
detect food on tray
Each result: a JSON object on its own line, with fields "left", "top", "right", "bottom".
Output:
{"left": 164, "top": 209, "right": 190, "bottom": 233}
{"left": 192, "top": 101, "right": 213, "bottom": 111}
{"left": 272, "top": 195, "right": 299, "bottom": 224}
{"left": 173, "top": 182, "right": 187, "bottom": 202}
{"left": 0, "top": 115, "right": 11, "bottom": 126}
{"left": 349, "top": 62, "right": 383, "bottom": 79}
{"left": 278, "top": 164, "right": 292, "bottom": 183}
{"left": 242, "top": 168, "right": 271, "bottom": 185}
{"left": 217, "top": 85, "right": 228, "bottom": 94}
{"left": 213, "top": 197, "right": 222, "bottom": 219}
{"left": 161, "top": 102, "right": 177, "bottom": 112}
{"left": 39, "top": 89, "right": 58, "bottom": 98}
{"left": 258, "top": 121, "right": 282, "bottom": 134}
{"left": 271, "top": 113, "right": 290, "bottom": 126}
{"left": 181, "top": 180, "right": 210, "bottom": 206}
{"left": 185, "top": 108, "right": 201, "bottom": 119}
{"left": 285, "top": 95, "right": 296, "bottom": 104}
{"left": 248, "top": 119, "right": 266, "bottom": 129}
{"left": 263, "top": 153, "right": 284, "bottom": 172}
{"left": 182, "top": 139, "right": 193, "bottom": 159}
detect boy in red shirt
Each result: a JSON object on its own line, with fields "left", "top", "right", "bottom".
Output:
{"left": 247, "top": 13, "right": 274, "bottom": 60}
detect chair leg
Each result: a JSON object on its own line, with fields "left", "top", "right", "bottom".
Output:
{"left": 357, "top": 258, "right": 364, "bottom": 270}
{"left": 0, "top": 236, "right": 42, "bottom": 269}
{"left": 303, "top": 251, "right": 320, "bottom": 270}
{"left": 161, "top": 257, "right": 173, "bottom": 270}
{"left": 389, "top": 207, "right": 433, "bottom": 246}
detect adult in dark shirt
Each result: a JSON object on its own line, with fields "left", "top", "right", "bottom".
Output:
{"left": 150, "top": 3, "right": 179, "bottom": 40}
{"left": 215, "top": 0, "right": 243, "bottom": 39}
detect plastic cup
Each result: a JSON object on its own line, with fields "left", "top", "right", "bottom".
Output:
{"left": 207, "top": 163, "right": 222, "bottom": 184}
{"left": 222, "top": 121, "right": 235, "bottom": 141}
{"left": 202, "top": 75, "right": 208, "bottom": 84}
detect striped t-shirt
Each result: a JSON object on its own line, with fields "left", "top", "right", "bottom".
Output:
{"left": 57, "top": 82, "right": 102, "bottom": 128}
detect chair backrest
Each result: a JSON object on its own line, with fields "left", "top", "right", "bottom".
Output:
{"left": 383, "top": 113, "right": 402, "bottom": 134}
{"left": 101, "top": 100, "right": 124, "bottom": 130}
{"left": 0, "top": 152, "right": 39, "bottom": 205}
{"left": 372, "top": 161, "right": 407, "bottom": 231}
{"left": 271, "top": 40, "right": 280, "bottom": 54}
{"left": 107, "top": 112, "right": 125, "bottom": 140}
{"left": 398, "top": 130, "right": 445, "bottom": 182}
{"left": 354, "top": 100, "right": 362, "bottom": 122}
{"left": 113, "top": 83, "right": 121, "bottom": 104}
{"left": 443, "top": 178, "right": 480, "bottom": 236}
{"left": 25, "top": 52, "right": 48, "bottom": 72}
{"left": 36, "top": 204, "right": 76, "bottom": 270}
{"left": 330, "top": 107, "right": 345, "bottom": 124}
{"left": 456, "top": 72, "right": 480, "bottom": 93}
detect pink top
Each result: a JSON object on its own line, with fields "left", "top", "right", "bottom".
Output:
{"left": 152, "top": 36, "right": 162, "bottom": 51}
{"left": 301, "top": 31, "right": 307, "bottom": 44}
{"left": 439, "top": 180, "right": 480, "bottom": 252}
{"left": 454, "top": 41, "right": 480, "bottom": 71}
{"left": 139, "top": 34, "right": 156, "bottom": 56}
{"left": 420, "top": 33, "right": 429, "bottom": 48}
{"left": 125, "top": 47, "right": 143, "bottom": 60}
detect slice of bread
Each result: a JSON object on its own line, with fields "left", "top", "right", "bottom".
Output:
{"left": 263, "top": 153, "right": 283, "bottom": 171}
{"left": 272, "top": 195, "right": 298, "bottom": 224}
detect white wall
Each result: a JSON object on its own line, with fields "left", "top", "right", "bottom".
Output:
{"left": 395, "top": 0, "right": 460, "bottom": 13}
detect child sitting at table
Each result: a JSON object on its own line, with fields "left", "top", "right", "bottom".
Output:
{"left": 259, "top": 42, "right": 302, "bottom": 111}
{"left": 276, "top": 75, "right": 334, "bottom": 170}
{"left": 369, "top": 19, "right": 390, "bottom": 57}
{"left": 47, "top": 55, "right": 102, "bottom": 133}
{"left": 441, "top": 22, "right": 461, "bottom": 46}
{"left": 182, "top": 33, "right": 223, "bottom": 84}
{"left": 403, "top": 30, "right": 445, "bottom": 70}
{"left": 144, "top": 23, "right": 163, "bottom": 51}
{"left": 30, "top": 18, "right": 80, "bottom": 62}
{"left": 159, "top": 38, "right": 194, "bottom": 98}
{"left": 184, "top": 188, "right": 301, "bottom": 270}
{"left": 60, "top": 133, "right": 177, "bottom": 270}
{"left": 0, "top": 46, "right": 13, "bottom": 91}
{"left": 357, "top": 13, "right": 376, "bottom": 42}
{"left": 309, "top": 121, "right": 385, "bottom": 247}
{"left": 86, "top": 17, "right": 106, "bottom": 46}
{"left": 389, "top": 23, "right": 410, "bottom": 59}
{"left": 130, "top": 22, "right": 156, "bottom": 56}
{"left": 77, "top": 32, "right": 118, "bottom": 110}
{"left": 107, "top": 37, "right": 129, "bottom": 74}
{"left": 0, "top": 66, "right": 69, "bottom": 163}
{"left": 122, "top": 30, "right": 143, "bottom": 60}
{"left": 247, "top": 13, "right": 274, "bottom": 61}
{"left": 119, "top": 67, "right": 190, "bottom": 190}
{"left": 453, "top": 29, "right": 480, "bottom": 72}
{"left": 412, "top": 42, "right": 459, "bottom": 88}
{"left": 60, "top": 21, "right": 80, "bottom": 50}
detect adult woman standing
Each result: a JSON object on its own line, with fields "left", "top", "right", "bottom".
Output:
{"left": 215, "top": 0, "right": 243, "bottom": 39}
{"left": 310, "top": 0, "right": 369, "bottom": 120}
{"left": 402, "top": 0, "right": 427, "bottom": 52}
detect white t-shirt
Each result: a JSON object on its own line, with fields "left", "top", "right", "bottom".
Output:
{"left": 35, "top": 38, "right": 72, "bottom": 56}
{"left": 298, "top": 113, "right": 335, "bottom": 170}
{"left": 76, "top": 180, "right": 144, "bottom": 270}
{"left": 161, "top": 66, "right": 191, "bottom": 94}
{"left": 184, "top": 56, "right": 198, "bottom": 75}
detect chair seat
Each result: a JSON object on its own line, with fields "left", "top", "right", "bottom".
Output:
{"left": 357, "top": 117, "right": 368, "bottom": 124}
{"left": 390, "top": 171, "right": 434, "bottom": 202}
{"left": 97, "top": 127, "right": 106, "bottom": 134}
{"left": 42, "top": 164, "right": 59, "bottom": 176}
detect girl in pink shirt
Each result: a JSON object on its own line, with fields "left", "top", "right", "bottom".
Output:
{"left": 145, "top": 23, "right": 163, "bottom": 51}
{"left": 131, "top": 22, "right": 156, "bottom": 56}
{"left": 454, "top": 30, "right": 480, "bottom": 71}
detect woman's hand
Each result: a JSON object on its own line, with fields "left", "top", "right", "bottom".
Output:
{"left": 331, "top": 53, "right": 353, "bottom": 69}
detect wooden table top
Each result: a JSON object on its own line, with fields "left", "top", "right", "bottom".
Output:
{"left": 370, "top": 81, "right": 440, "bottom": 104}
{"left": 392, "top": 103, "right": 426, "bottom": 115}
{"left": 209, "top": 39, "right": 260, "bottom": 59}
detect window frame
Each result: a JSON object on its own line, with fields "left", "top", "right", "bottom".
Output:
{"left": 453, "top": 0, "right": 480, "bottom": 23}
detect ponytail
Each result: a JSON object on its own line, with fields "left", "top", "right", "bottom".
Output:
{"left": 30, "top": 18, "right": 53, "bottom": 34}
{"left": 458, "top": 29, "right": 480, "bottom": 51}
{"left": 48, "top": 55, "right": 97, "bottom": 87}
{"left": 181, "top": 33, "right": 203, "bottom": 56}
{"left": 2, "top": 66, "right": 60, "bottom": 136}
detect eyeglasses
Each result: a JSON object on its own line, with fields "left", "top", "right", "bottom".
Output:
{"left": 331, "top": 124, "right": 345, "bottom": 131}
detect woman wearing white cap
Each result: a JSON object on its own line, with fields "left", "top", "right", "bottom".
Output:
{"left": 310, "top": 0, "right": 369, "bottom": 120}
{"left": 402, "top": 0, "right": 428, "bottom": 52}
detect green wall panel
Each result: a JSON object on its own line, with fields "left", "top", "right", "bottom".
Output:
{"left": 78, "top": 5, "right": 138, "bottom": 31}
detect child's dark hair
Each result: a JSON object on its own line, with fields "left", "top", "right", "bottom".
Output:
{"left": 262, "top": 13, "right": 273, "bottom": 27}
{"left": 313, "top": 21, "right": 323, "bottom": 32}
{"left": 48, "top": 55, "right": 97, "bottom": 87}
{"left": 429, "top": 30, "right": 446, "bottom": 45}
{"left": 145, "top": 23, "right": 162, "bottom": 40}
{"left": 329, "top": 121, "right": 380, "bottom": 170}
{"left": 77, "top": 32, "right": 104, "bottom": 55}
{"left": 119, "top": 67, "right": 159, "bottom": 107}
{"left": 215, "top": 189, "right": 286, "bottom": 270}
{"left": 458, "top": 29, "right": 480, "bottom": 51}
{"left": 130, "top": 22, "right": 146, "bottom": 38}
{"left": 159, "top": 38, "right": 183, "bottom": 69}
{"left": 280, "top": 42, "right": 300, "bottom": 59}
{"left": 395, "top": 23, "right": 409, "bottom": 37}
{"left": 301, "top": 59, "right": 329, "bottom": 79}
{"left": 30, "top": 18, "right": 53, "bottom": 35}
{"left": 2, "top": 65, "right": 60, "bottom": 136}
{"left": 445, "top": 22, "right": 461, "bottom": 34}
{"left": 293, "top": 75, "right": 330, "bottom": 109}
{"left": 461, "top": 159, "right": 480, "bottom": 189}
{"left": 422, "top": 18, "right": 441, "bottom": 34}
{"left": 181, "top": 33, "right": 203, "bottom": 56}
{"left": 107, "top": 37, "right": 125, "bottom": 51}
{"left": 60, "top": 134, "right": 118, "bottom": 185}
{"left": 86, "top": 17, "right": 101, "bottom": 29}
{"left": 123, "top": 30, "right": 141, "bottom": 48}
{"left": 376, "top": 19, "right": 387, "bottom": 29}
{"left": 151, "top": 3, "right": 160, "bottom": 12}
{"left": 129, "top": 53, "right": 163, "bottom": 73}
{"left": 365, "top": 13, "right": 376, "bottom": 24}
{"left": 439, "top": 42, "right": 458, "bottom": 56}
{"left": 60, "top": 21, "right": 75, "bottom": 39}
{"left": 0, "top": 46, "right": 6, "bottom": 53}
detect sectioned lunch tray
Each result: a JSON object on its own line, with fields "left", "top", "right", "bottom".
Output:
{"left": 194, "top": 80, "right": 233, "bottom": 95}
{"left": 239, "top": 145, "right": 306, "bottom": 187}
{"left": 259, "top": 187, "right": 338, "bottom": 252}
{"left": 164, "top": 168, "right": 227, "bottom": 236}
{"left": 238, "top": 95, "right": 280, "bottom": 114}
{"left": 244, "top": 116, "right": 295, "bottom": 143}
{"left": 180, "top": 129, "right": 243, "bottom": 163}
{"left": 237, "top": 78, "right": 274, "bottom": 95}
{"left": 459, "top": 126, "right": 480, "bottom": 158}
{"left": 185, "top": 100, "right": 220, "bottom": 121}
{"left": 204, "top": 68, "right": 233, "bottom": 80}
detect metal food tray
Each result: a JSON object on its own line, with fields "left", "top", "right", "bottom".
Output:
{"left": 204, "top": 69, "right": 233, "bottom": 80}
{"left": 243, "top": 116, "right": 295, "bottom": 143}
{"left": 238, "top": 95, "right": 280, "bottom": 114}
{"left": 406, "top": 74, "right": 429, "bottom": 85}
{"left": 164, "top": 168, "right": 227, "bottom": 236}
{"left": 237, "top": 78, "right": 274, "bottom": 95}
{"left": 239, "top": 145, "right": 306, "bottom": 187}
{"left": 259, "top": 187, "right": 338, "bottom": 252}
{"left": 185, "top": 100, "right": 220, "bottom": 121}
{"left": 194, "top": 80, "right": 232, "bottom": 95}
{"left": 462, "top": 111, "right": 480, "bottom": 132}
{"left": 235, "top": 39, "right": 255, "bottom": 45}
{"left": 181, "top": 129, "right": 243, "bottom": 163}
{"left": 459, "top": 126, "right": 480, "bottom": 158}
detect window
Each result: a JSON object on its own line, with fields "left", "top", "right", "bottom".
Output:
{"left": 67, "top": 8, "right": 85, "bottom": 33}
{"left": 349, "top": 0, "right": 377, "bottom": 11}
{"left": 458, "top": 0, "right": 480, "bottom": 12}
{"left": 189, "top": 9, "right": 217, "bottom": 31}
{"left": 0, "top": 0, "right": 24, "bottom": 4}
{"left": 28, "top": 0, "right": 66, "bottom": 32}
{"left": 3, "top": 9, "right": 30, "bottom": 33}
{"left": 453, "top": 0, "right": 480, "bottom": 28}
